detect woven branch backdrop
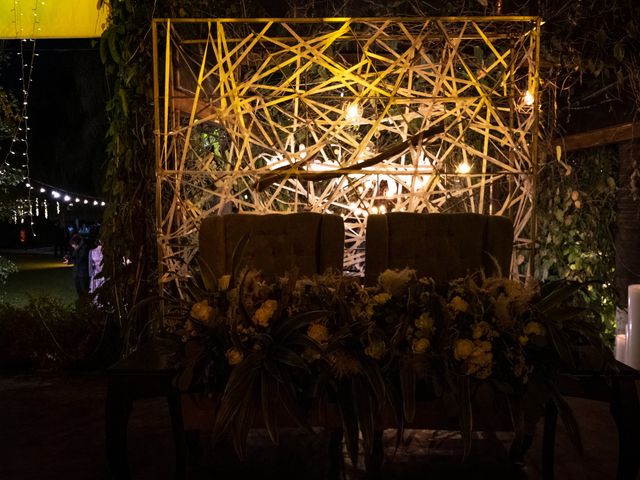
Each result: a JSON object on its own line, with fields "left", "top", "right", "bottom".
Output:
{"left": 153, "top": 17, "right": 541, "bottom": 290}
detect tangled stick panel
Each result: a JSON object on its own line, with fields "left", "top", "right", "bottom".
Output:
{"left": 153, "top": 17, "right": 540, "bottom": 287}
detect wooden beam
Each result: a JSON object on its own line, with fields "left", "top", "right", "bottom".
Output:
{"left": 555, "top": 122, "right": 640, "bottom": 152}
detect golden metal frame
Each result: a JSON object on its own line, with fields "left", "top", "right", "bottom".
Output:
{"left": 152, "top": 17, "right": 541, "bottom": 290}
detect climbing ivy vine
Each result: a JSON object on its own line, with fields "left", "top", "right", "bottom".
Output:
{"left": 536, "top": 147, "right": 618, "bottom": 341}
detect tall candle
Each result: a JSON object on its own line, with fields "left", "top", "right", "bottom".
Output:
{"left": 616, "top": 334, "right": 627, "bottom": 364}
{"left": 615, "top": 307, "right": 628, "bottom": 363}
{"left": 626, "top": 285, "right": 640, "bottom": 369}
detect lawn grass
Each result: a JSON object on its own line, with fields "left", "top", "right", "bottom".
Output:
{"left": 1, "top": 253, "right": 76, "bottom": 306}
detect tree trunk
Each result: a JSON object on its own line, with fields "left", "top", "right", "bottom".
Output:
{"left": 615, "top": 139, "right": 640, "bottom": 309}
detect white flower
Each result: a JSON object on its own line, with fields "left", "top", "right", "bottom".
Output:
{"left": 378, "top": 268, "right": 415, "bottom": 296}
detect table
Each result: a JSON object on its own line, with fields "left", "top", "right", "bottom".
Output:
{"left": 105, "top": 343, "right": 184, "bottom": 480}
{"left": 106, "top": 345, "right": 640, "bottom": 480}
{"left": 543, "top": 361, "right": 640, "bottom": 480}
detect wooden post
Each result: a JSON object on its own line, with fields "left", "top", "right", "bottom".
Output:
{"left": 615, "top": 139, "right": 640, "bottom": 310}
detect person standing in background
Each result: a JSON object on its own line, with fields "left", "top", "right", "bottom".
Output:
{"left": 89, "top": 238, "right": 104, "bottom": 293}
{"left": 70, "top": 234, "right": 90, "bottom": 298}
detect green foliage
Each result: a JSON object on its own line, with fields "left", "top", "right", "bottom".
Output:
{"left": 536, "top": 147, "right": 617, "bottom": 343}
{"left": 100, "top": 1, "right": 172, "bottom": 351}
{"left": 0, "top": 256, "right": 18, "bottom": 287}
{"left": 0, "top": 296, "right": 111, "bottom": 369}
{"left": 0, "top": 88, "right": 20, "bottom": 139}
{"left": 168, "top": 263, "right": 612, "bottom": 461}
{"left": 0, "top": 86, "right": 23, "bottom": 284}
{"left": 535, "top": 0, "right": 640, "bottom": 84}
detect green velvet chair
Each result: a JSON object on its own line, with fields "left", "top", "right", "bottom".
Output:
{"left": 186, "top": 212, "right": 346, "bottom": 478}
{"left": 364, "top": 212, "right": 516, "bottom": 476}
{"left": 364, "top": 212, "right": 513, "bottom": 286}
{"left": 199, "top": 212, "right": 345, "bottom": 280}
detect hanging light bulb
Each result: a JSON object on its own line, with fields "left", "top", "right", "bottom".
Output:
{"left": 523, "top": 89, "right": 534, "bottom": 106}
{"left": 457, "top": 161, "right": 471, "bottom": 174}
{"left": 345, "top": 102, "right": 361, "bottom": 123}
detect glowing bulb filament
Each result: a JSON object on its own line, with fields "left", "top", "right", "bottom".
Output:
{"left": 345, "top": 102, "right": 361, "bottom": 123}
{"left": 524, "top": 90, "right": 534, "bottom": 106}
{"left": 457, "top": 161, "right": 471, "bottom": 174}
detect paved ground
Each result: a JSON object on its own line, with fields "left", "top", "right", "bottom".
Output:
{"left": 0, "top": 371, "right": 622, "bottom": 480}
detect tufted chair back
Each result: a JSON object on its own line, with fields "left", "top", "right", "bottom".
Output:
{"left": 198, "top": 212, "right": 344, "bottom": 279}
{"left": 364, "top": 212, "right": 513, "bottom": 286}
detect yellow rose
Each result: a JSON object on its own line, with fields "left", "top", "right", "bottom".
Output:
{"left": 190, "top": 300, "right": 213, "bottom": 324}
{"left": 252, "top": 299, "right": 278, "bottom": 327}
{"left": 477, "top": 340, "right": 492, "bottom": 352}
{"left": 472, "top": 321, "right": 490, "bottom": 339}
{"left": 519, "top": 335, "right": 529, "bottom": 346}
{"left": 453, "top": 338, "right": 474, "bottom": 360}
{"left": 226, "top": 348, "right": 244, "bottom": 365}
{"left": 411, "top": 337, "right": 430, "bottom": 354}
{"left": 415, "top": 313, "right": 434, "bottom": 331}
{"left": 218, "top": 274, "right": 231, "bottom": 290}
{"left": 365, "top": 340, "right": 386, "bottom": 359}
{"left": 372, "top": 293, "right": 392, "bottom": 305}
{"left": 308, "top": 323, "right": 330, "bottom": 344}
{"left": 449, "top": 296, "right": 469, "bottom": 313}
{"left": 524, "top": 321, "right": 545, "bottom": 337}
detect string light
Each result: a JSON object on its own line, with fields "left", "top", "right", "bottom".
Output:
{"left": 456, "top": 161, "right": 472, "bottom": 174}
{"left": 345, "top": 102, "right": 362, "bottom": 123}
{"left": 8, "top": 178, "right": 107, "bottom": 225}
{"left": 5, "top": 1, "right": 106, "bottom": 229}
{"left": 523, "top": 89, "right": 534, "bottom": 106}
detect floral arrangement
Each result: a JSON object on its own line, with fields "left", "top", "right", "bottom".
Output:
{"left": 163, "top": 261, "right": 613, "bottom": 462}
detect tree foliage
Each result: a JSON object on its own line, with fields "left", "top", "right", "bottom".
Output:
{"left": 536, "top": 147, "right": 618, "bottom": 342}
{"left": 0, "top": 84, "right": 22, "bottom": 286}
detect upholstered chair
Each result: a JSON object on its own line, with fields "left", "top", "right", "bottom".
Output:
{"left": 364, "top": 212, "right": 514, "bottom": 286}
{"left": 363, "top": 212, "right": 515, "bottom": 475}
{"left": 198, "top": 212, "right": 345, "bottom": 278}
{"left": 185, "top": 212, "right": 346, "bottom": 478}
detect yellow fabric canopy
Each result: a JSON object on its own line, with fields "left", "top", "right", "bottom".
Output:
{"left": 0, "top": 0, "right": 108, "bottom": 39}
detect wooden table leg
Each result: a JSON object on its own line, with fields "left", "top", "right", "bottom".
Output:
{"left": 328, "top": 428, "right": 344, "bottom": 480}
{"left": 610, "top": 376, "right": 640, "bottom": 480}
{"left": 105, "top": 382, "right": 133, "bottom": 480}
{"left": 167, "top": 392, "right": 186, "bottom": 480}
{"left": 364, "top": 429, "right": 383, "bottom": 480}
{"left": 542, "top": 401, "right": 557, "bottom": 480}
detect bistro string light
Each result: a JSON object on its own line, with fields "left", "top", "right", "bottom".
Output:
{"left": 13, "top": 178, "right": 107, "bottom": 224}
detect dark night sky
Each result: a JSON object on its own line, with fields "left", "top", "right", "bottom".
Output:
{"left": 1, "top": 38, "right": 108, "bottom": 197}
